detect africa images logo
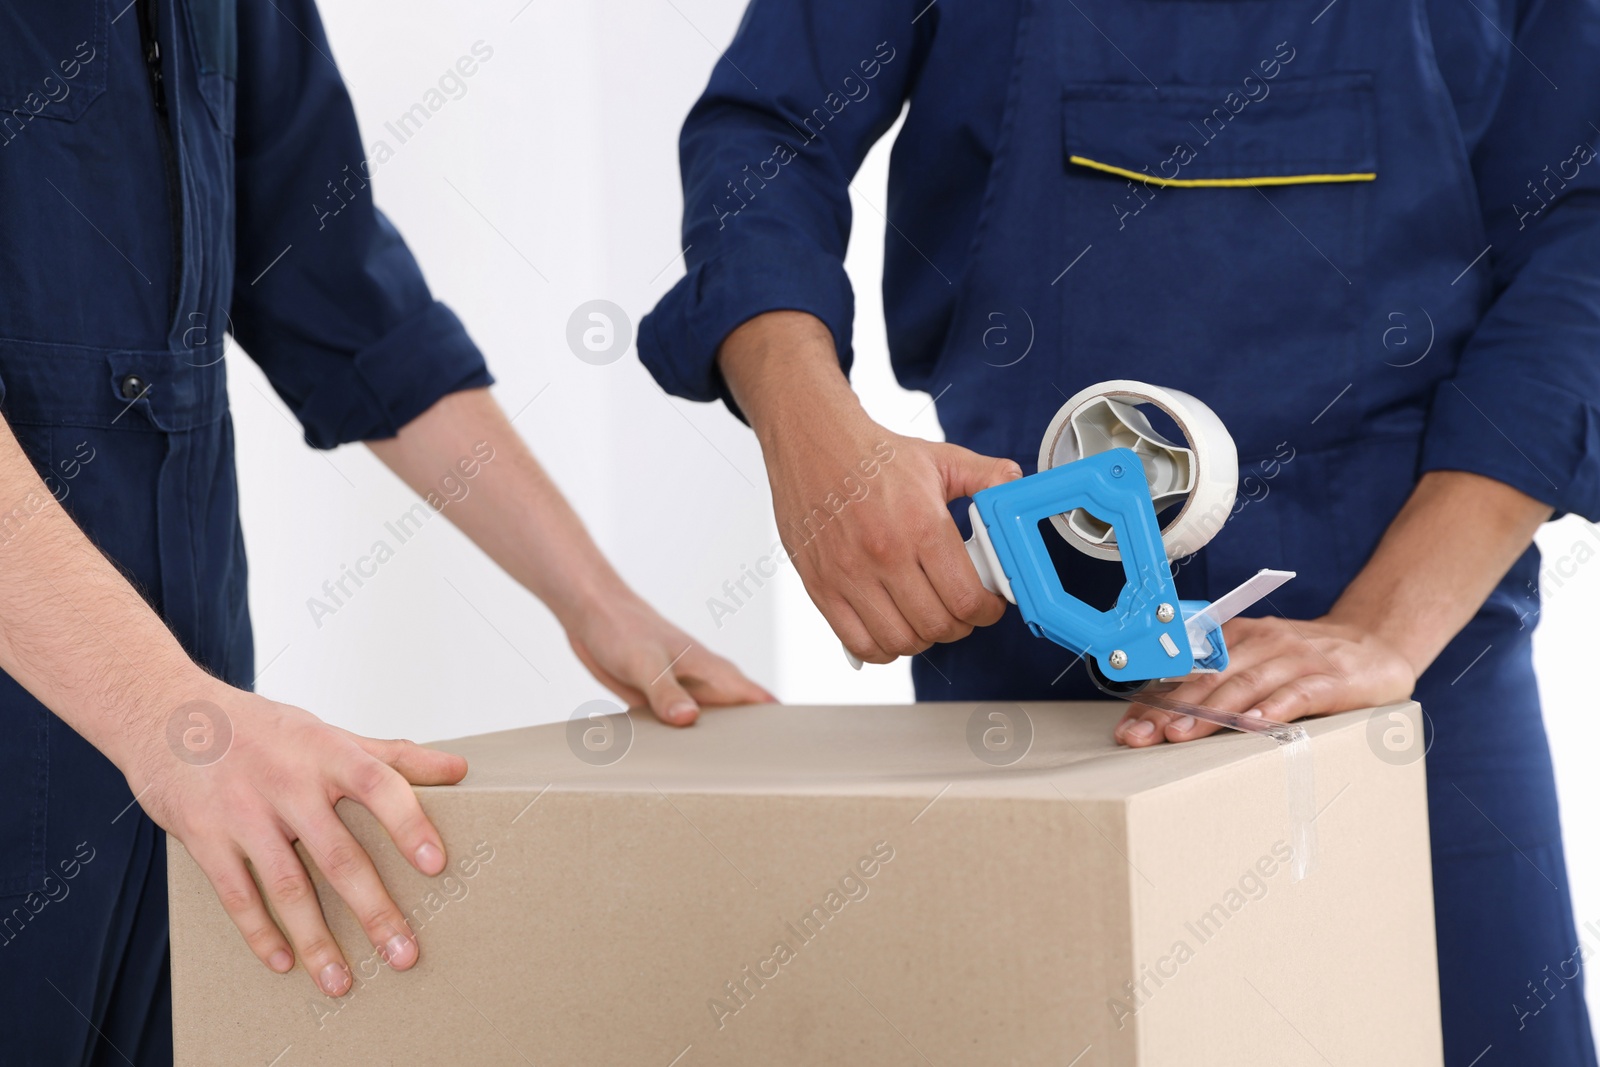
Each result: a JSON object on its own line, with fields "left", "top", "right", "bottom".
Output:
{"left": 165, "top": 700, "right": 233, "bottom": 767}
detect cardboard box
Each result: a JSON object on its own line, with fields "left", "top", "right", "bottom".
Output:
{"left": 169, "top": 702, "right": 1443, "bottom": 1065}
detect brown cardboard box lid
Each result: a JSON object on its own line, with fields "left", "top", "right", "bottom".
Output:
{"left": 433, "top": 699, "right": 1365, "bottom": 801}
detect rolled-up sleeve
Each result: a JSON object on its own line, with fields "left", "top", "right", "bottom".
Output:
{"left": 229, "top": 0, "right": 491, "bottom": 450}
{"left": 638, "top": 0, "right": 925, "bottom": 410}
{"left": 1418, "top": 1, "right": 1600, "bottom": 518}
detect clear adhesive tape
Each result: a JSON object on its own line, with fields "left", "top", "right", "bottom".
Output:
{"left": 1037, "top": 380, "right": 1239, "bottom": 562}
{"left": 1120, "top": 687, "right": 1317, "bottom": 882}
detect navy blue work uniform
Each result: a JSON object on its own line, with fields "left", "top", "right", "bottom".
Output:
{"left": 641, "top": 1, "right": 1600, "bottom": 1062}
{"left": 0, "top": 2, "right": 488, "bottom": 1062}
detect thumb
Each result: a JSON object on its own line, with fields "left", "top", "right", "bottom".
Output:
{"left": 644, "top": 672, "right": 701, "bottom": 727}
{"left": 934, "top": 443, "right": 1023, "bottom": 502}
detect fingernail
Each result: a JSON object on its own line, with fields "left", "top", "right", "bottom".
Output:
{"left": 382, "top": 933, "right": 417, "bottom": 968}
{"left": 414, "top": 842, "right": 444, "bottom": 875}
{"left": 319, "top": 962, "right": 352, "bottom": 996}
{"left": 268, "top": 949, "right": 293, "bottom": 973}
{"left": 1171, "top": 715, "right": 1195, "bottom": 734}
{"left": 667, "top": 701, "right": 698, "bottom": 723}
{"left": 1128, "top": 720, "right": 1155, "bottom": 739}
{"left": 1245, "top": 709, "right": 1265, "bottom": 718}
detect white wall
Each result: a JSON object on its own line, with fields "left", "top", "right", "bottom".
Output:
{"left": 1532, "top": 516, "right": 1600, "bottom": 1027}
{"left": 230, "top": 0, "right": 1594, "bottom": 1024}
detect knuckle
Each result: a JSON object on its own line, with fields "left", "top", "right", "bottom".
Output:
{"left": 242, "top": 920, "right": 282, "bottom": 952}
{"left": 1268, "top": 681, "right": 1313, "bottom": 716}
{"left": 948, "top": 587, "right": 991, "bottom": 623}
{"left": 298, "top": 933, "right": 337, "bottom": 963}
{"left": 857, "top": 536, "right": 893, "bottom": 564}
{"left": 215, "top": 882, "right": 257, "bottom": 917}
{"left": 358, "top": 904, "right": 400, "bottom": 935}
{"left": 856, "top": 526, "right": 906, "bottom": 565}
{"left": 874, "top": 638, "right": 908, "bottom": 659}
{"left": 890, "top": 634, "right": 925, "bottom": 657}
{"left": 1271, "top": 634, "right": 1304, "bottom": 657}
{"left": 843, "top": 630, "right": 873, "bottom": 654}
{"left": 819, "top": 594, "right": 854, "bottom": 619}
{"left": 1228, "top": 667, "right": 1264, "bottom": 692}
{"left": 267, "top": 870, "right": 313, "bottom": 906}
{"left": 390, "top": 807, "right": 430, "bottom": 848}
{"left": 322, "top": 841, "right": 366, "bottom": 879}
{"left": 348, "top": 758, "right": 393, "bottom": 799}
{"left": 845, "top": 638, "right": 888, "bottom": 663}
{"left": 1288, "top": 676, "right": 1325, "bottom": 704}
{"left": 878, "top": 630, "right": 910, "bottom": 656}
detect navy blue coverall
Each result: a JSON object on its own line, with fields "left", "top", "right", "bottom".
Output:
{"left": 640, "top": 1, "right": 1600, "bottom": 1062}
{"left": 0, "top": 2, "right": 488, "bottom": 1062}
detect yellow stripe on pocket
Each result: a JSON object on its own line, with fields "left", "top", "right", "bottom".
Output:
{"left": 1068, "top": 154, "right": 1376, "bottom": 188}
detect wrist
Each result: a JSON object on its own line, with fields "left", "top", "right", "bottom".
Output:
{"left": 753, "top": 388, "right": 881, "bottom": 468}
{"left": 718, "top": 311, "right": 863, "bottom": 446}
{"left": 1323, "top": 471, "right": 1549, "bottom": 681}
{"left": 545, "top": 557, "right": 635, "bottom": 634}
{"left": 109, "top": 660, "right": 240, "bottom": 790}
{"left": 1324, "top": 592, "right": 1436, "bottom": 680}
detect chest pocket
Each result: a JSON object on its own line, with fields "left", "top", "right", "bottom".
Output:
{"left": 1063, "top": 73, "right": 1376, "bottom": 188}
{"left": 0, "top": 2, "right": 108, "bottom": 128}
{"left": 1057, "top": 73, "right": 1378, "bottom": 453}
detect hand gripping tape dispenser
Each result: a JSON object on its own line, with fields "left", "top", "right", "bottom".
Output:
{"left": 849, "top": 380, "right": 1295, "bottom": 696}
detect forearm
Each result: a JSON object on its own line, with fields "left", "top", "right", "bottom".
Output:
{"left": 718, "top": 311, "right": 867, "bottom": 447}
{"left": 365, "top": 387, "right": 628, "bottom": 628}
{"left": 1329, "top": 470, "right": 1552, "bottom": 675}
{"left": 0, "top": 419, "right": 214, "bottom": 778}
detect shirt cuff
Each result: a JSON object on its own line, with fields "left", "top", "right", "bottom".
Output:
{"left": 1419, "top": 376, "right": 1600, "bottom": 520}
{"left": 638, "top": 241, "right": 855, "bottom": 417}
{"left": 296, "top": 301, "right": 494, "bottom": 449}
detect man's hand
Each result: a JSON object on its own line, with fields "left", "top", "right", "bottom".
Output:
{"left": 137, "top": 683, "right": 466, "bottom": 995}
{"left": 766, "top": 418, "right": 1019, "bottom": 664}
{"left": 719, "top": 311, "right": 1020, "bottom": 663}
{"left": 1114, "top": 615, "right": 1416, "bottom": 745}
{"left": 565, "top": 592, "right": 774, "bottom": 724}
{"left": 367, "top": 388, "right": 774, "bottom": 720}
{"left": 0, "top": 416, "right": 467, "bottom": 995}
{"left": 1114, "top": 470, "right": 1552, "bottom": 746}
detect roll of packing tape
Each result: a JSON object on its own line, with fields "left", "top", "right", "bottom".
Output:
{"left": 1037, "top": 380, "right": 1238, "bottom": 562}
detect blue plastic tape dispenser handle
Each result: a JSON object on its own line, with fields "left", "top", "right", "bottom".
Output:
{"left": 970, "top": 448, "right": 1198, "bottom": 689}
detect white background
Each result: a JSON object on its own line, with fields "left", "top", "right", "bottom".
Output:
{"left": 227, "top": 0, "right": 1597, "bottom": 1027}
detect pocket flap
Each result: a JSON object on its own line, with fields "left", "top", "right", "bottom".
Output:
{"left": 1062, "top": 73, "right": 1376, "bottom": 187}
{"left": 0, "top": 2, "right": 108, "bottom": 125}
